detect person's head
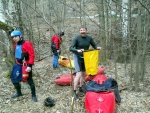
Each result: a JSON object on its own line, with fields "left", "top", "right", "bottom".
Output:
{"left": 58, "top": 31, "right": 64, "bottom": 37}
{"left": 79, "top": 27, "right": 87, "bottom": 37}
{"left": 10, "top": 30, "right": 22, "bottom": 43}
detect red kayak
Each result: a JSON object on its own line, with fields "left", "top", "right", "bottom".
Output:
{"left": 85, "top": 74, "right": 115, "bottom": 113}
{"left": 54, "top": 74, "right": 75, "bottom": 85}
{"left": 54, "top": 67, "right": 105, "bottom": 85}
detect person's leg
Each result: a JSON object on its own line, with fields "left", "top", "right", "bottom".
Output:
{"left": 11, "top": 83, "right": 22, "bottom": 98}
{"left": 73, "top": 54, "right": 82, "bottom": 100}
{"left": 79, "top": 72, "right": 86, "bottom": 87}
{"left": 27, "top": 71, "right": 38, "bottom": 102}
{"left": 53, "top": 53, "right": 59, "bottom": 68}
{"left": 73, "top": 72, "right": 82, "bottom": 100}
{"left": 78, "top": 59, "right": 86, "bottom": 93}
{"left": 11, "top": 64, "right": 23, "bottom": 98}
{"left": 79, "top": 72, "right": 86, "bottom": 93}
{"left": 74, "top": 72, "right": 82, "bottom": 90}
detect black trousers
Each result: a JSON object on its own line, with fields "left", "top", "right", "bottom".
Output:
{"left": 13, "top": 70, "right": 36, "bottom": 97}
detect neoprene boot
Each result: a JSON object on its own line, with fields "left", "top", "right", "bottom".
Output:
{"left": 32, "top": 96, "right": 38, "bottom": 102}
{"left": 28, "top": 81, "right": 38, "bottom": 102}
{"left": 79, "top": 87, "right": 86, "bottom": 94}
{"left": 11, "top": 83, "right": 23, "bottom": 98}
{"left": 11, "top": 93, "right": 23, "bottom": 98}
{"left": 74, "top": 90, "right": 78, "bottom": 101}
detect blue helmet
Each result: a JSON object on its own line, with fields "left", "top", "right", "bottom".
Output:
{"left": 10, "top": 30, "right": 22, "bottom": 37}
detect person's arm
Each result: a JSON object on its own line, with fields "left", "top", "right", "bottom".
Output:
{"left": 26, "top": 41, "right": 35, "bottom": 72}
{"left": 25, "top": 41, "right": 35, "bottom": 65}
{"left": 90, "top": 37, "right": 101, "bottom": 50}
{"left": 90, "top": 37, "right": 97, "bottom": 49}
{"left": 59, "top": 37, "right": 62, "bottom": 44}
{"left": 57, "top": 37, "right": 62, "bottom": 52}
{"left": 69, "top": 37, "right": 78, "bottom": 53}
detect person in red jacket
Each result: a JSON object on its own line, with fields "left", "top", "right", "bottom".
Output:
{"left": 51, "top": 31, "right": 64, "bottom": 68}
{"left": 10, "top": 30, "right": 38, "bottom": 102}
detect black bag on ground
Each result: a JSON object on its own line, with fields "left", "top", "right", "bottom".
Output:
{"left": 44, "top": 97, "right": 55, "bottom": 107}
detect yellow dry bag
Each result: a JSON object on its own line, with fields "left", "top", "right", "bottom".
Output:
{"left": 83, "top": 50, "right": 99, "bottom": 76}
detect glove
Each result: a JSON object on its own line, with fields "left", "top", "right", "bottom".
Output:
{"left": 97, "top": 47, "right": 101, "bottom": 50}
{"left": 25, "top": 67, "right": 31, "bottom": 72}
{"left": 77, "top": 49, "right": 84, "bottom": 53}
{"left": 57, "top": 50, "right": 60, "bottom": 52}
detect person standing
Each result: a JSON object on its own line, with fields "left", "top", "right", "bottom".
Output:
{"left": 10, "top": 30, "right": 38, "bottom": 102}
{"left": 69, "top": 27, "right": 101, "bottom": 100}
{"left": 51, "top": 31, "right": 64, "bottom": 69}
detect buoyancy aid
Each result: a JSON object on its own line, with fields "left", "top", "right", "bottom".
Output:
{"left": 15, "top": 40, "right": 35, "bottom": 65}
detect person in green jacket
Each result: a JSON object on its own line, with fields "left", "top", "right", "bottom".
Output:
{"left": 70, "top": 27, "right": 101, "bottom": 100}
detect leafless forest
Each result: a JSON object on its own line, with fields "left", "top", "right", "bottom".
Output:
{"left": 0, "top": 0, "right": 150, "bottom": 113}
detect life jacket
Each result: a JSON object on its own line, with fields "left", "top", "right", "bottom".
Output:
{"left": 14, "top": 40, "right": 34, "bottom": 65}
{"left": 15, "top": 45, "right": 23, "bottom": 59}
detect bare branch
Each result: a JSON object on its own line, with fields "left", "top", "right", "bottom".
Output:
{"left": 137, "top": 0, "right": 150, "bottom": 14}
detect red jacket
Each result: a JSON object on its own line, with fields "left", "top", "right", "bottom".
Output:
{"left": 14, "top": 40, "right": 35, "bottom": 66}
{"left": 51, "top": 35, "right": 62, "bottom": 50}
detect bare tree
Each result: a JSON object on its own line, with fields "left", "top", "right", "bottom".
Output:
{"left": 0, "top": 0, "right": 150, "bottom": 93}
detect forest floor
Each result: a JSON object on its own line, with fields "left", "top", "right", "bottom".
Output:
{"left": 0, "top": 56, "right": 150, "bottom": 113}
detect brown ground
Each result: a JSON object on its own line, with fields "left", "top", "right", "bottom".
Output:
{"left": 0, "top": 56, "right": 150, "bottom": 113}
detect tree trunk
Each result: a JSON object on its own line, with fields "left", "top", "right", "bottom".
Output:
{"left": 134, "top": 1, "right": 142, "bottom": 91}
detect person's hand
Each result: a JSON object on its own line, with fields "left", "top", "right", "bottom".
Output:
{"left": 97, "top": 47, "right": 101, "bottom": 50}
{"left": 57, "top": 50, "right": 60, "bottom": 52}
{"left": 77, "top": 49, "right": 84, "bottom": 52}
{"left": 26, "top": 67, "right": 31, "bottom": 72}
